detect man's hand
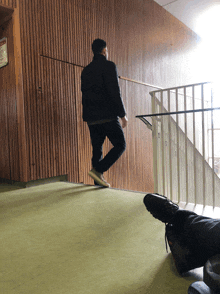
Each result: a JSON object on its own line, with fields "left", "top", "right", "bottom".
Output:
{"left": 121, "top": 116, "right": 128, "bottom": 128}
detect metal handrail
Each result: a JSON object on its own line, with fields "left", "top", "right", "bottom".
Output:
{"left": 137, "top": 117, "right": 152, "bottom": 130}
{"left": 136, "top": 107, "right": 220, "bottom": 118}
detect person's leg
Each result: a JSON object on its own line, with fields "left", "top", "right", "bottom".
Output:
{"left": 94, "top": 119, "right": 126, "bottom": 173}
{"left": 174, "top": 211, "right": 220, "bottom": 259}
{"left": 88, "top": 123, "right": 106, "bottom": 171}
{"left": 143, "top": 193, "right": 220, "bottom": 274}
{"left": 166, "top": 210, "right": 220, "bottom": 274}
{"left": 88, "top": 123, "right": 111, "bottom": 187}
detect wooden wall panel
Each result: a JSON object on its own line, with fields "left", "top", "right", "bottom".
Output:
{"left": 103, "top": 80, "right": 155, "bottom": 192}
{"left": 38, "top": 0, "right": 202, "bottom": 87}
{"left": 0, "top": 67, "right": 10, "bottom": 179}
{"left": 39, "top": 0, "right": 117, "bottom": 67}
{"left": 25, "top": 56, "right": 80, "bottom": 182}
{"left": 0, "top": 19, "right": 19, "bottom": 181}
{"left": 74, "top": 66, "right": 93, "bottom": 185}
{"left": 114, "top": 0, "right": 202, "bottom": 87}
{"left": 0, "top": 0, "right": 16, "bottom": 9}
{"left": 18, "top": 0, "right": 42, "bottom": 181}
{"left": 12, "top": 2, "right": 27, "bottom": 182}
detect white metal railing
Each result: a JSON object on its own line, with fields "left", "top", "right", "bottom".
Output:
{"left": 137, "top": 82, "right": 220, "bottom": 208}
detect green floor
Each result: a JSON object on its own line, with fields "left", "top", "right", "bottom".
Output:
{"left": 0, "top": 182, "right": 203, "bottom": 294}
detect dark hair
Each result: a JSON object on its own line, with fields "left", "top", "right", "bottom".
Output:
{"left": 92, "top": 39, "right": 106, "bottom": 54}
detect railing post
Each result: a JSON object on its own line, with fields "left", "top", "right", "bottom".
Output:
{"left": 192, "top": 85, "right": 197, "bottom": 205}
{"left": 211, "top": 88, "right": 215, "bottom": 207}
{"left": 152, "top": 91, "right": 158, "bottom": 193}
{"left": 184, "top": 86, "right": 189, "bottom": 203}
{"left": 201, "top": 84, "right": 206, "bottom": 206}
{"left": 176, "top": 88, "right": 180, "bottom": 203}
{"left": 168, "top": 90, "right": 173, "bottom": 200}
{"left": 160, "top": 91, "right": 166, "bottom": 196}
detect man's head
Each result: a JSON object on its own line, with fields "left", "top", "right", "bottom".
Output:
{"left": 92, "top": 39, "right": 108, "bottom": 59}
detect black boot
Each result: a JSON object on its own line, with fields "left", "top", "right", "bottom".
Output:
{"left": 143, "top": 193, "right": 179, "bottom": 224}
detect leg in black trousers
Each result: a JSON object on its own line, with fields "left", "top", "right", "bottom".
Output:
{"left": 166, "top": 210, "right": 220, "bottom": 274}
{"left": 88, "top": 119, "right": 126, "bottom": 174}
{"left": 143, "top": 193, "right": 220, "bottom": 274}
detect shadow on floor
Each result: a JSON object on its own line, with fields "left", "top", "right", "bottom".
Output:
{"left": 0, "top": 183, "right": 22, "bottom": 193}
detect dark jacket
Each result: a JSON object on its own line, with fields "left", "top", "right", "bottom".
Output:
{"left": 81, "top": 54, "right": 126, "bottom": 122}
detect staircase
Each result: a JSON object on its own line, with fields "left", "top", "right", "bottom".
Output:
{"left": 137, "top": 82, "right": 220, "bottom": 208}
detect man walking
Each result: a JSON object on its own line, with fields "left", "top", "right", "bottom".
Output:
{"left": 81, "top": 39, "right": 128, "bottom": 187}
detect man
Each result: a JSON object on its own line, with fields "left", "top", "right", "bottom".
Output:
{"left": 81, "top": 39, "right": 128, "bottom": 188}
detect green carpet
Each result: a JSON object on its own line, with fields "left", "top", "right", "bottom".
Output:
{"left": 0, "top": 182, "right": 202, "bottom": 294}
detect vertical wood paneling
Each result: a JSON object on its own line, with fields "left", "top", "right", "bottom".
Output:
{"left": 0, "top": 18, "right": 19, "bottom": 181}
{"left": 38, "top": 0, "right": 201, "bottom": 86}
{"left": 40, "top": 0, "right": 117, "bottom": 67}
{"left": 103, "top": 80, "right": 154, "bottom": 191}
{"left": 13, "top": 1, "right": 28, "bottom": 182}
{"left": 0, "top": 77, "right": 10, "bottom": 179}
{"left": 74, "top": 66, "right": 93, "bottom": 185}
{"left": 19, "top": 0, "right": 42, "bottom": 180}
{"left": 30, "top": 57, "right": 80, "bottom": 182}
{"left": 0, "top": 0, "right": 16, "bottom": 8}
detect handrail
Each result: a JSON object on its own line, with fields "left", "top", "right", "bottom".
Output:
{"left": 149, "top": 81, "right": 211, "bottom": 94}
{"left": 137, "top": 117, "right": 152, "bottom": 130}
{"left": 119, "top": 76, "right": 163, "bottom": 89}
{"left": 136, "top": 107, "right": 220, "bottom": 118}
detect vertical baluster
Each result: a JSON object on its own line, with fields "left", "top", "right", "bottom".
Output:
{"left": 168, "top": 90, "right": 173, "bottom": 200}
{"left": 160, "top": 91, "right": 165, "bottom": 195}
{"left": 201, "top": 84, "right": 206, "bottom": 206}
{"left": 152, "top": 91, "right": 158, "bottom": 192}
{"left": 184, "top": 87, "right": 189, "bottom": 203}
{"left": 192, "top": 85, "right": 197, "bottom": 205}
{"left": 176, "top": 88, "right": 180, "bottom": 203}
{"left": 211, "top": 87, "right": 215, "bottom": 208}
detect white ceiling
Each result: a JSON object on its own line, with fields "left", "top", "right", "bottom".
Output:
{"left": 154, "top": 0, "right": 220, "bottom": 37}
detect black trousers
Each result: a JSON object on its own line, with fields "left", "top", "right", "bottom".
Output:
{"left": 88, "top": 119, "right": 126, "bottom": 174}
{"left": 166, "top": 210, "right": 220, "bottom": 273}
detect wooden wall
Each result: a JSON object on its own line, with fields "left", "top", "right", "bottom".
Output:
{"left": 0, "top": 0, "right": 16, "bottom": 8}
{"left": 37, "top": 0, "right": 201, "bottom": 87}
{"left": 0, "top": 0, "right": 202, "bottom": 192}
{"left": 0, "top": 17, "right": 20, "bottom": 181}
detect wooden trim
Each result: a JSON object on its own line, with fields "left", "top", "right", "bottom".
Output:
{"left": 13, "top": 3, "right": 28, "bottom": 182}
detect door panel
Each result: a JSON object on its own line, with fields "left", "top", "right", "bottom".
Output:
{"left": 36, "top": 57, "right": 79, "bottom": 182}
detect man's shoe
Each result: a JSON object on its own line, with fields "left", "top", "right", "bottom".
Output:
{"left": 143, "top": 193, "right": 179, "bottom": 223}
{"left": 88, "top": 168, "right": 110, "bottom": 188}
